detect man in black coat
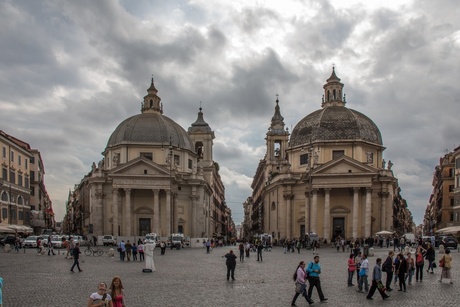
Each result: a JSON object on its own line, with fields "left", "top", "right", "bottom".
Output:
{"left": 224, "top": 250, "right": 237, "bottom": 280}
{"left": 70, "top": 242, "right": 82, "bottom": 272}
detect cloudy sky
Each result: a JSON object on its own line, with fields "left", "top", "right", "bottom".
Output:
{"left": 1, "top": 0, "right": 459, "bottom": 226}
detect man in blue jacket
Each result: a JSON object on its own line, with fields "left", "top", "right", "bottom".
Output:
{"left": 306, "top": 255, "right": 328, "bottom": 302}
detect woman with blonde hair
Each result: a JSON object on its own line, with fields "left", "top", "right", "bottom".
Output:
{"left": 439, "top": 249, "right": 453, "bottom": 284}
{"left": 109, "top": 276, "right": 125, "bottom": 307}
{"left": 87, "top": 282, "right": 112, "bottom": 307}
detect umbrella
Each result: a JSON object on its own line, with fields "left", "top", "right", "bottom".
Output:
{"left": 375, "top": 230, "right": 394, "bottom": 236}
{"left": 436, "top": 226, "right": 460, "bottom": 234}
{"left": 6, "top": 225, "right": 22, "bottom": 231}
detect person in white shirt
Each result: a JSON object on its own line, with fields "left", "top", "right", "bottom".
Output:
{"left": 87, "top": 282, "right": 112, "bottom": 307}
{"left": 357, "top": 254, "right": 370, "bottom": 293}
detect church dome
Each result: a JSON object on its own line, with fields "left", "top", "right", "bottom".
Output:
{"left": 290, "top": 68, "right": 382, "bottom": 147}
{"left": 290, "top": 106, "right": 382, "bottom": 146}
{"left": 106, "top": 112, "right": 194, "bottom": 151}
{"left": 105, "top": 78, "right": 194, "bottom": 151}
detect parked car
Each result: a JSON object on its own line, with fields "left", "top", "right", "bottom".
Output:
{"left": 22, "top": 236, "right": 43, "bottom": 248}
{"left": 50, "top": 235, "right": 64, "bottom": 248}
{"left": 438, "top": 236, "right": 458, "bottom": 250}
{"left": 102, "top": 235, "right": 117, "bottom": 246}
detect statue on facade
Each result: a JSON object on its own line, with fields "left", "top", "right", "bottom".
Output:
{"left": 387, "top": 160, "right": 393, "bottom": 170}
{"left": 113, "top": 153, "right": 120, "bottom": 167}
{"left": 143, "top": 241, "right": 156, "bottom": 273}
{"left": 365, "top": 151, "right": 373, "bottom": 163}
{"left": 91, "top": 162, "right": 96, "bottom": 172}
{"left": 382, "top": 159, "right": 386, "bottom": 169}
{"left": 98, "top": 158, "right": 105, "bottom": 169}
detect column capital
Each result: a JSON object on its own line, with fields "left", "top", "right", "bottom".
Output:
{"left": 124, "top": 188, "right": 132, "bottom": 194}
{"left": 95, "top": 191, "right": 105, "bottom": 199}
{"left": 379, "top": 191, "right": 390, "bottom": 198}
{"left": 283, "top": 193, "right": 295, "bottom": 200}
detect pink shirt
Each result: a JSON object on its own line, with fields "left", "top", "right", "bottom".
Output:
{"left": 296, "top": 266, "right": 307, "bottom": 284}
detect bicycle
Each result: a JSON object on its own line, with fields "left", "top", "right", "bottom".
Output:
{"left": 84, "top": 245, "right": 104, "bottom": 256}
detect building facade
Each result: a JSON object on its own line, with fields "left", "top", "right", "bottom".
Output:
{"left": 423, "top": 149, "right": 459, "bottom": 234}
{"left": 244, "top": 69, "right": 403, "bottom": 242}
{"left": 63, "top": 79, "right": 231, "bottom": 239}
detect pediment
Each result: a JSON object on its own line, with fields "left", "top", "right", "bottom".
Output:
{"left": 313, "top": 156, "right": 376, "bottom": 175}
{"left": 109, "top": 156, "right": 169, "bottom": 176}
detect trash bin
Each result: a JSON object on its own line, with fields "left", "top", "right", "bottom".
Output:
{"left": 363, "top": 244, "right": 369, "bottom": 256}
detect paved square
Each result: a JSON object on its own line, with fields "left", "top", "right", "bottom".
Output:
{"left": 0, "top": 245, "right": 458, "bottom": 306}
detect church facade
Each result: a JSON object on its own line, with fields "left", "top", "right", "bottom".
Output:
{"left": 244, "top": 69, "right": 398, "bottom": 242}
{"left": 63, "top": 79, "right": 230, "bottom": 239}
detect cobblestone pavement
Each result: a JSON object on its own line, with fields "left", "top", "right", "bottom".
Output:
{"left": 0, "top": 244, "right": 458, "bottom": 306}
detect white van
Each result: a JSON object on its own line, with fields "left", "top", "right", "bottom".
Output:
{"left": 403, "top": 233, "right": 416, "bottom": 246}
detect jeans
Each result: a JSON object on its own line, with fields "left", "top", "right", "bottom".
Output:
{"left": 226, "top": 264, "right": 235, "bottom": 280}
{"left": 308, "top": 276, "right": 326, "bottom": 300}
{"left": 405, "top": 268, "right": 414, "bottom": 284}
{"left": 385, "top": 271, "right": 393, "bottom": 290}
{"left": 348, "top": 270, "right": 355, "bottom": 286}
{"left": 70, "top": 258, "right": 81, "bottom": 271}
{"left": 358, "top": 275, "right": 369, "bottom": 292}
{"left": 416, "top": 263, "right": 424, "bottom": 281}
{"left": 292, "top": 283, "right": 313, "bottom": 305}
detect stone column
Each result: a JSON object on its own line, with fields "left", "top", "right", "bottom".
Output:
{"left": 352, "top": 188, "right": 359, "bottom": 239}
{"left": 284, "top": 193, "right": 294, "bottom": 239}
{"left": 153, "top": 189, "right": 159, "bottom": 234}
{"left": 172, "top": 193, "right": 178, "bottom": 233}
{"left": 191, "top": 186, "right": 197, "bottom": 237}
{"left": 324, "top": 188, "right": 331, "bottom": 243}
{"left": 387, "top": 192, "right": 393, "bottom": 231}
{"left": 124, "top": 188, "right": 132, "bottom": 236}
{"left": 311, "top": 189, "right": 318, "bottom": 234}
{"left": 304, "top": 192, "right": 310, "bottom": 235}
{"left": 379, "top": 190, "right": 389, "bottom": 231}
{"left": 112, "top": 188, "right": 119, "bottom": 236}
{"left": 166, "top": 190, "right": 171, "bottom": 235}
{"left": 94, "top": 186, "right": 104, "bottom": 236}
{"left": 365, "top": 188, "right": 372, "bottom": 237}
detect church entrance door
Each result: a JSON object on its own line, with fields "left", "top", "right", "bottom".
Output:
{"left": 139, "top": 218, "right": 151, "bottom": 236}
{"left": 332, "top": 218, "right": 345, "bottom": 241}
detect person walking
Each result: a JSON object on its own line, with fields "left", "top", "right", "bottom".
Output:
{"left": 354, "top": 251, "right": 362, "bottom": 286}
{"left": 415, "top": 246, "right": 426, "bottom": 282}
{"left": 306, "top": 255, "right": 328, "bottom": 303}
{"left": 132, "top": 243, "right": 138, "bottom": 261}
{"left": 125, "top": 240, "right": 132, "bottom": 261}
{"left": 291, "top": 261, "right": 313, "bottom": 306}
{"left": 238, "top": 242, "right": 245, "bottom": 262}
{"left": 425, "top": 243, "right": 435, "bottom": 274}
{"left": 347, "top": 253, "right": 356, "bottom": 286}
{"left": 118, "top": 240, "right": 126, "bottom": 261}
{"left": 70, "top": 242, "right": 82, "bottom": 273}
{"left": 405, "top": 252, "right": 415, "bottom": 285}
{"left": 357, "top": 254, "right": 369, "bottom": 293}
{"left": 382, "top": 250, "right": 394, "bottom": 291}
{"left": 366, "top": 258, "right": 390, "bottom": 300}
{"left": 224, "top": 250, "right": 237, "bottom": 280}
{"left": 138, "top": 242, "right": 144, "bottom": 261}
{"left": 439, "top": 249, "right": 453, "bottom": 284}
{"left": 109, "top": 276, "right": 125, "bottom": 307}
{"left": 395, "top": 253, "right": 407, "bottom": 292}
{"left": 47, "top": 236, "right": 55, "bottom": 256}
{"left": 206, "top": 240, "right": 211, "bottom": 254}
{"left": 160, "top": 241, "right": 166, "bottom": 255}
{"left": 257, "top": 241, "right": 263, "bottom": 262}
{"left": 87, "top": 281, "right": 112, "bottom": 307}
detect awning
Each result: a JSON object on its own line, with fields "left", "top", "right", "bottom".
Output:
{"left": 3, "top": 225, "right": 33, "bottom": 233}
{"left": 375, "top": 230, "right": 394, "bottom": 236}
{"left": 0, "top": 225, "right": 16, "bottom": 233}
{"left": 436, "top": 226, "right": 460, "bottom": 234}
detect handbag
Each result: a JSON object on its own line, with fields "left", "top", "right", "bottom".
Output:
{"left": 295, "top": 282, "right": 302, "bottom": 293}
{"left": 439, "top": 257, "right": 445, "bottom": 268}
{"left": 117, "top": 247, "right": 122, "bottom": 252}
{"left": 358, "top": 268, "right": 366, "bottom": 276}
{"left": 432, "top": 262, "right": 437, "bottom": 268}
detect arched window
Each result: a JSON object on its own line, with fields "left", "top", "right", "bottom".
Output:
{"left": 150, "top": 99, "right": 153, "bottom": 108}
{"left": 1, "top": 192, "right": 8, "bottom": 202}
{"left": 18, "top": 196, "right": 24, "bottom": 205}
{"left": 327, "top": 91, "right": 330, "bottom": 101}
{"left": 271, "top": 202, "right": 276, "bottom": 211}
{"left": 333, "top": 89, "right": 336, "bottom": 100}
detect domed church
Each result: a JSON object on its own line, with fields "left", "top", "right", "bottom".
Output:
{"left": 245, "top": 68, "right": 397, "bottom": 242}
{"left": 64, "top": 79, "right": 228, "bottom": 239}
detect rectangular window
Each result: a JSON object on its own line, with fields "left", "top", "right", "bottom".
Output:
{"left": 19, "top": 211, "right": 23, "bottom": 220}
{"left": 30, "top": 171, "right": 35, "bottom": 181}
{"left": 451, "top": 198, "right": 455, "bottom": 206}
{"left": 174, "top": 154, "right": 180, "bottom": 166}
{"left": 449, "top": 185, "right": 454, "bottom": 192}
{"left": 300, "top": 154, "right": 309, "bottom": 165}
{"left": 188, "top": 159, "right": 192, "bottom": 169}
{"left": 9, "top": 170, "right": 15, "bottom": 184}
{"left": 18, "top": 155, "right": 21, "bottom": 166}
{"left": 456, "top": 158, "right": 460, "bottom": 169}
{"left": 25, "top": 177, "right": 29, "bottom": 189}
{"left": 2, "top": 208, "right": 7, "bottom": 219}
{"left": 333, "top": 150, "right": 345, "bottom": 159}
{"left": 2, "top": 167, "right": 7, "bottom": 180}
{"left": 30, "top": 156, "right": 35, "bottom": 164}
{"left": 25, "top": 158, "right": 28, "bottom": 169}
{"left": 2, "top": 146, "right": 5, "bottom": 158}
{"left": 140, "top": 152, "right": 152, "bottom": 160}
{"left": 18, "top": 173, "right": 23, "bottom": 186}
{"left": 10, "top": 151, "right": 14, "bottom": 162}
{"left": 30, "top": 186, "right": 35, "bottom": 196}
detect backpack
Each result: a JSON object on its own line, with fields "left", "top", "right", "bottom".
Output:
{"left": 382, "top": 257, "right": 390, "bottom": 272}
